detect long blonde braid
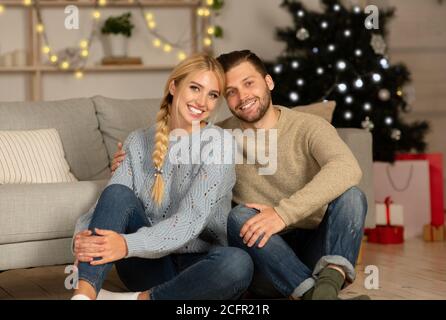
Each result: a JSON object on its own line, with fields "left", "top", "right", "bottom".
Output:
{"left": 150, "top": 53, "right": 225, "bottom": 205}
{"left": 151, "top": 100, "right": 170, "bottom": 205}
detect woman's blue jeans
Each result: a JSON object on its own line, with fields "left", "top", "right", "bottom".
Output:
{"left": 77, "top": 184, "right": 254, "bottom": 300}
{"left": 227, "top": 186, "right": 368, "bottom": 299}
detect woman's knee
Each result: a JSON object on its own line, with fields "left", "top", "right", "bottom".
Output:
{"left": 211, "top": 247, "right": 254, "bottom": 289}
{"left": 92, "top": 184, "right": 145, "bottom": 228}
{"left": 100, "top": 184, "right": 136, "bottom": 202}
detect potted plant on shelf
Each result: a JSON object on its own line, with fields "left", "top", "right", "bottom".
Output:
{"left": 100, "top": 12, "right": 135, "bottom": 58}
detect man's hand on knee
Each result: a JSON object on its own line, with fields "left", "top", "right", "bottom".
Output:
{"left": 240, "top": 203, "right": 286, "bottom": 248}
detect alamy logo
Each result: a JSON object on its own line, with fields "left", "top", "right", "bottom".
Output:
{"left": 364, "top": 265, "right": 379, "bottom": 290}
{"left": 365, "top": 5, "right": 379, "bottom": 30}
{"left": 64, "top": 5, "right": 79, "bottom": 30}
{"left": 167, "top": 122, "right": 278, "bottom": 175}
{"left": 64, "top": 265, "right": 79, "bottom": 290}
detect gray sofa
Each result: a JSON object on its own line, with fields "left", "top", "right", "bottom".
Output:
{"left": 0, "top": 96, "right": 375, "bottom": 271}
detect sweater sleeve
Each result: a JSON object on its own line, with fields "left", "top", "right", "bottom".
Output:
{"left": 274, "top": 117, "right": 362, "bottom": 226}
{"left": 122, "top": 161, "right": 236, "bottom": 259}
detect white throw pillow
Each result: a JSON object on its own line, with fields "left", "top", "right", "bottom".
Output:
{"left": 0, "top": 128, "right": 78, "bottom": 184}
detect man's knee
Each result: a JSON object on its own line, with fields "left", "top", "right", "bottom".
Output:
{"left": 334, "top": 187, "right": 368, "bottom": 228}
{"left": 227, "top": 205, "right": 258, "bottom": 236}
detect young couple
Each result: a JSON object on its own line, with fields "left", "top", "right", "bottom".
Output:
{"left": 71, "top": 50, "right": 369, "bottom": 300}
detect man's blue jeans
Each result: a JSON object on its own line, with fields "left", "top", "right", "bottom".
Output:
{"left": 77, "top": 184, "right": 254, "bottom": 300}
{"left": 227, "top": 187, "right": 367, "bottom": 299}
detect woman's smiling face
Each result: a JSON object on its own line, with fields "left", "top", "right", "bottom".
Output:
{"left": 169, "top": 70, "right": 222, "bottom": 132}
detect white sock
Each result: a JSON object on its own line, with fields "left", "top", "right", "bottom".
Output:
{"left": 97, "top": 289, "right": 141, "bottom": 300}
{"left": 71, "top": 294, "right": 91, "bottom": 300}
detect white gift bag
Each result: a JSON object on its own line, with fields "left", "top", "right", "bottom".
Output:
{"left": 373, "top": 160, "right": 431, "bottom": 239}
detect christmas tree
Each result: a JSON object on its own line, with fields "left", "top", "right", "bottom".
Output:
{"left": 266, "top": 0, "right": 429, "bottom": 162}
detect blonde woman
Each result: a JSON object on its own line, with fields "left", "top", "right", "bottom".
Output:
{"left": 71, "top": 54, "right": 253, "bottom": 300}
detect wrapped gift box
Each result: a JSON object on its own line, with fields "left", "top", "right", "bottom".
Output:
{"left": 374, "top": 160, "right": 431, "bottom": 239}
{"left": 365, "top": 226, "right": 404, "bottom": 244}
{"left": 376, "top": 198, "right": 404, "bottom": 226}
{"left": 423, "top": 224, "right": 445, "bottom": 242}
{"left": 365, "top": 197, "right": 405, "bottom": 244}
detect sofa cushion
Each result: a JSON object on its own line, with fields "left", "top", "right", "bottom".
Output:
{"left": 0, "top": 98, "right": 110, "bottom": 181}
{"left": 93, "top": 96, "right": 161, "bottom": 161}
{"left": 291, "top": 101, "right": 336, "bottom": 123}
{"left": 0, "top": 180, "right": 107, "bottom": 245}
{"left": 0, "top": 128, "right": 77, "bottom": 184}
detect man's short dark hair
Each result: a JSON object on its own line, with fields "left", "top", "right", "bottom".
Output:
{"left": 216, "top": 50, "right": 268, "bottom": 77}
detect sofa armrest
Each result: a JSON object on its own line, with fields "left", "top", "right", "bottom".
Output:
{"left": 337, "top": 128, "right": 375, "bottom": 228}
{"left": 0, "top": 180, "right": 107, "bottom": 245}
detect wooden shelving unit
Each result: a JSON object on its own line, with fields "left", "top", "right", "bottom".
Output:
{"left": 0, "top": 0, "right": 207, "bottom": 101}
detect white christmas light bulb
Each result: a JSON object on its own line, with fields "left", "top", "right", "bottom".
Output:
{"left": 274, "top": 64, "right": 283, "bottom": 74}
{"left": 354, "top": 78, "right": 364, "bottom": 88}
{"left": 336, "top": 60, "right": 347, "bottom": 70}
{"left": 338, "top": 83, "right": 348, "bottom": 93}
{"left": 344, "top": 111, "right": 353, "bottom": 120}
{"left": 316, "top": 67, "right": 324, "bottom": 75}
{"left": 289, "top": 92, "right": 299, "bottom": 102}
{"left": 372, "top": 73, "right": 382, "bottom": 82}
{"left": 380, "top": 58, "right": 389, "bottom": 69}
{"left": 363, "top": 103, "right": 372, "bottom": 111}
{"left": 345, "top": 96, "right": 353, "bottom": 104}
{"left": 355, "top": 49, "right": 362, "bottom": 57}
{"left": 291, "top": 61, "right": 299, "bottom": 69}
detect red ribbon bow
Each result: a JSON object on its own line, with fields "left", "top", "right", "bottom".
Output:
{"left": 384, "top": 196, "right": 393, "bottom": 226}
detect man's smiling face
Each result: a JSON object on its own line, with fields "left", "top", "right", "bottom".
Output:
{"left": 224, "top": 61, "right": 274, "bottom": 123}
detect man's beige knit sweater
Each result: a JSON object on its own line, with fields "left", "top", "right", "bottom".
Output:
{"left": 217, "top": 105, "right": 362, "bottom": 229}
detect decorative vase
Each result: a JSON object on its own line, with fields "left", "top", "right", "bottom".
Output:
{"left": 101, "top": 34, "right": 128, "bottom": 58}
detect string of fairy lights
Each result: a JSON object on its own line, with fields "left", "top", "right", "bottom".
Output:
{"left": 0, "top": 0, "right": 221, "bottom": 79}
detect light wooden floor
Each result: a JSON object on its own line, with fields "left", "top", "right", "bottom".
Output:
{"left": 0, "top": 238, "right": 445, "bottom": 300}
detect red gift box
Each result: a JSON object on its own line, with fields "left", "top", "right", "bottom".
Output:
{"left": 396, "top": 153, "right": 444, "bottom": 227}
{"left": 365, "top": 197, "right": 404, "bottom": 244}
{"left": 365, "top": 226, "right": 404, "bottom": 244}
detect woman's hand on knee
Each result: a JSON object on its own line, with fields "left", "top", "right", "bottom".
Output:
{"left": 74, "top": 230, "right": 104, "bottom": 262}
{"left": 87, "top": 228, "right": 128, "bottom": 266}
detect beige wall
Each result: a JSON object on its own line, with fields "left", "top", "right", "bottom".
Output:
{"left": 1, "top": 0, "right": 445, "bottom": 206}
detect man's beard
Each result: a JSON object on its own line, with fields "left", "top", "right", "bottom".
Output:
{"left": 231, "top": 90, "right": 272, "bottom": 123}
